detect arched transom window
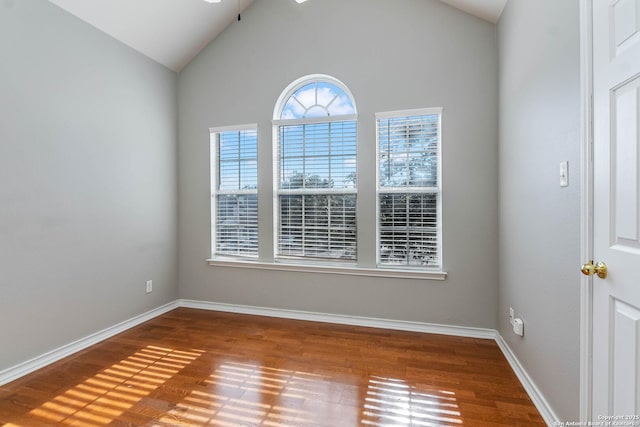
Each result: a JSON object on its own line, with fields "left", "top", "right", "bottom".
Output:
{"left": 279, "top": 80, "right": 356, "bottom": 120}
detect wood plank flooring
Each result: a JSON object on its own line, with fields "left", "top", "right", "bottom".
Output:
{"left": 0, "top": 308, "right": 545, "bottom": 426}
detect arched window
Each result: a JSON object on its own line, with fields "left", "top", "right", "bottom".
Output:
{"left": 278, "top": 80, "right": 356, "bottom": 120}
{"left": 273, "top": 75, "right": 357, "bottom": 261}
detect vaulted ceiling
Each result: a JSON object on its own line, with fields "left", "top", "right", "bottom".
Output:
{"left": 47, "top": 0, "right": 507, "bottom": 72}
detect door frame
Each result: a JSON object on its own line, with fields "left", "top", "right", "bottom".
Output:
{"left": 579, "top": 0, "right": 594, "bottom": 421}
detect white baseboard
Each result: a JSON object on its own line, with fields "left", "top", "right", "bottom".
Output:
{"left": 179, "top": 299, "right": 496, "bottom": 339}
{"left": 0, "top": 301, "right": 179, "bottom": 386}
{"left": 0, "top": 298, "right": 558, "bottom": 427}
{"left": 495, "top": 332, "right": 559, "bottom": 426}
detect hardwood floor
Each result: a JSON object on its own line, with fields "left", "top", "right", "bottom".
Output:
{"left": 0, "top": 308, "right": 545, "bottom": 426}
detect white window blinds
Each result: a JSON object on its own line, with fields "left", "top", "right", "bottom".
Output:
{"left": 277, "top": 121, "right": 357, "bottom": 261}
{"left": 377, "top": 109, "right": 442, "bottom": 268}
{"left": 211, "top": 126, "right": 258, "bottom": 258}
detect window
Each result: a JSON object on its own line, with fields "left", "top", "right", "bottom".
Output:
{"left": 210, "top": 125, "right": 258, "bottom": 258}
{"left": 273, "top": 75, "right": 357, "bottom": 262}
{"left": 208, "top": 75, "right": 445, "bottom": 279}
{"left": 377, "top": 109, "right": 442, "bottom": 269}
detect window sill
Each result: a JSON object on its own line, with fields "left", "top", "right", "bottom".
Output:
{"left": 206, "top": 258, "right": 447, "bottom": 281}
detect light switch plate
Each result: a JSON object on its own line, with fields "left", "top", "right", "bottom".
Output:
{"left": 560, "top": 161, "right": 569, "bottom": 187}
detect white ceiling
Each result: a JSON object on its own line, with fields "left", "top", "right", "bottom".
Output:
{"left": 48, "top": 0, "right": 255, "bottom": 72}
{"left": 47, "top": 0, "right": 507, "bottom": 73}
{"left": 439, "top": 0, "right": 507, "bottom": 24}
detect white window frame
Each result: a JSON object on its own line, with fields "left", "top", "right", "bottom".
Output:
{"left": 206, "top": 81, "right": 447, "bottom": 281}
{"left": 272, "top": 74, "right": 358, "bottom": 264}
{"left": 375, "top": 107, "right": 443, "bottom": 271}
{"left": 210, "top": 123, "right": 259, "bottom": 260}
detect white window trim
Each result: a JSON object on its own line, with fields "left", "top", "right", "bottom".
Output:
{"left": 272, "top": 114, "right": 358, "bottom": 127}
{"left": 209, "top": 123, "right": 258, "bottom": 134}
{"left": 272, "top": 75, "right": 359, "bottom": 264}
{"left": 375, "top": 107, "right": 442, "bottom": 120}
{"left": 210, "top": 123, "right": 259, "bottom": 260}
{"left": 207, "top": 258, "right": 447, "bottom": 281}
{"left": 207, "top": 89, "right": 448, "bottom": 280}
{"left": 272, "top": 74, "right": 358, "bottom": 119}
{"left": 375, "top": 107, "right": 444, "bottom": 270}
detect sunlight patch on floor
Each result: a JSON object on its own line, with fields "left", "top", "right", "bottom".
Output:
{"left": 157, "top": 360, "right": 357, "bottom": 426}
{"left": 8, "top": 345, "right": 203, "bottom": 426}
{"left": 361, "top": 376, "right": 462, "bottom": 426}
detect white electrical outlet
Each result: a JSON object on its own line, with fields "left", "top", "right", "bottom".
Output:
{"left": 509, "top": 307, "right": 514, "bottom": 319}
{"left": 145, "top": 280, "right": 153, "bottom": 294}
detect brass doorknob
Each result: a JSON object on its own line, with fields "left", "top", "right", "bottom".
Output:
{"left": 580, "top": 260, "right": 607, "bottom": 279}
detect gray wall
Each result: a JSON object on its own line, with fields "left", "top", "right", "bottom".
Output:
{"left": 498, "top": 0, "right": 581, "bottom": 421}
{"left": 0, "top": 0, "right": 178, "bottom": 370}
{"left": 178, "top": 0, "right": 499, "bottom": 328}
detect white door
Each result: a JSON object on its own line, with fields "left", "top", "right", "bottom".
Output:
{"left": 591, "top": 0, "right": 640, "bottom": 418}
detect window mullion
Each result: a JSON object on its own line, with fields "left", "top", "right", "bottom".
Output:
{"left": 387, "top": 122, "right": 391, "bottom": 185}
{"left": 405, "top": 193, "right": 410, "bottom": 267}
{"left": 216, "top": 134, "right": 221, "bottom": 193}
{"left": 328, "top": 122, "right": 332, "bottom": 190}
{"left": 327, "top": 195, "right": 332, "bottom": 255}
{"left": 301, "top": 195, "right": 306, "bottom": 257}
{"left": 302, "top": 125, "right": 307, "bottom": 188}
{"left": 279, "top": 128, "right": 284, "bottom": 192}
{"left": 236, "top": 132, "right": 241, "bottom": 191}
